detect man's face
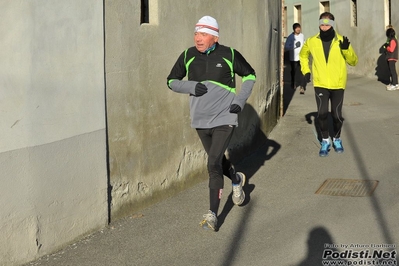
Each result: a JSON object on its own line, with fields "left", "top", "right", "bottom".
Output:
{"left": 294, "top": 27, "right": 301, "bottom": 34}
{"left": 320, "top": 24, "right": 332, "bottom": 32}
{"left": 194, "top": 32, "right": 219, "bottom": 52}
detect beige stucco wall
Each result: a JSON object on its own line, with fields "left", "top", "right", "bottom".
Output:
{"left": 284, "top": 0, "right": 399, "bottom": 80}
{"left": 105, "top": 0, "right": 282, "bottom": 220}
{"left": 0, "top": 1, "right": 107, "bottom": 265}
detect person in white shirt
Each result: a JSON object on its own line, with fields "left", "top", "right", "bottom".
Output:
{"left": 285, "top": 23, "right": 306, "bottom": 94}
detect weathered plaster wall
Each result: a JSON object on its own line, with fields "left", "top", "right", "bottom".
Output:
{"left": 284, "top": 0, "right": 399, "bottom": 80}
{"left": 105, "top": 0, "right": 282, "bottom": 220}
{"left": 0, "top": 1, "right": 107, "bottom": 265}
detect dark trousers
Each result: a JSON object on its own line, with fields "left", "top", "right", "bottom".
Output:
{"left": 290, "top": 61, "right": 306, "bottom": 89}
{"left": 314, "top": 87, "right": 345, "bottom": 139}
{"left": 388, "top": 60, "right": 398, "bottom": 85}
{"left": 196, "top": 125, "right": 236, "bottom": 190}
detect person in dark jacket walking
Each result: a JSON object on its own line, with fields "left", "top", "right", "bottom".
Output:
{"left": 285, "top": 23, "right": 307, "bottom": 94}
{"left": 167, "top": 16, "right": 256, "bottom": 231}
{"left": 385, "top": 27, "right": 398, "bottom": 90}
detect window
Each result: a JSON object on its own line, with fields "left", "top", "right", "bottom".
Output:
{"left": 294, "top": 5, "right": 302, "bottom": 25}
{"left": 141, "top": 0, "right": 149, "bottom": 24}
{"left": 351, "top": 0, "right": 357, "bottom": 27}
{"left": 320, "top": 1, "right": 330, "bottom": 14}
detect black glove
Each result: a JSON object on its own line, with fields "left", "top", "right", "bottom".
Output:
{"left": 304, "top": 73, "right": 311, "bottom": 83}
{"left": 339, "top": 36, "right": 350, "bottom": 50}
{"left": 295, "top": 41, "right": 301, "bottom": 48}
{"left": 229, "top": 104, "right": 241, "bottom": 113}
{"left": 195, "top": 83, "right": 208, "bottom": 96}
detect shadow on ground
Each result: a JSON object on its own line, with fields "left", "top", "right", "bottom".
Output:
{"left": 305, "top": 111, "right": 339, "bottom": 143}
{"left": 295, "top": 226, "right": 347, "bottom": 266}
{"left": 218, "top": 102, "right": 281, "bottom": 229}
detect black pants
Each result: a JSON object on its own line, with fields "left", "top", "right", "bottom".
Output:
{"left": 314, "top": 87, "right": 345, "bottom": 139}
{"left": 290, "top": 61, "right": 306, "bottom": 89}
{"left": 196, "top": 125, "right": 236, "bottom": 190}
{"left": 388, "top": 60, "right": 398, "bottom": 85}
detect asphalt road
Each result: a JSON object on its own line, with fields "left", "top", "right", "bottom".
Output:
{"left": 26, "top": 74, "right": 399, "bottom": 266}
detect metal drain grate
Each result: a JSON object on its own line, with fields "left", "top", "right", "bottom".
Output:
{"left": 315, "top": 179, "right": 379, "bottom": 197}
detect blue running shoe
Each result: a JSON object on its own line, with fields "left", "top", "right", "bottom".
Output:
{"left": 333, "top": 138, "right": 344, "bottom": 153}
{"left": 319, "top": 140, "right": 330, "bottom": 157}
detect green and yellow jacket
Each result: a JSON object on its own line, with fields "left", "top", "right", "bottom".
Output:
{"left": 300, "top": 32, "right": 358, "bottom": 89}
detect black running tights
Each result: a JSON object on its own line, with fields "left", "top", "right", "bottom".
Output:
{"left": 388, "top": 60, "right": 398, "bottom": 85}
{"left": 314, "top": 87, "right": 345, "bottom": 139}
{"left": 197, "top": 125, "right": 238, "bottom": 214}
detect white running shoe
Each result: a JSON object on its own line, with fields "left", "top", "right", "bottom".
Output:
{"left": 199, "top": 210, "right": 218, "bottom": 231}
{"left": 387, "top": 84, "right": 399, "bottom": 91}
{"left": 232, "top": 172, "right": 246, "bottom": 205}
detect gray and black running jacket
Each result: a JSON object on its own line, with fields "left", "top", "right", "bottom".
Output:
{"left": 167, "top": 43, "right": 256, "bottom": 129}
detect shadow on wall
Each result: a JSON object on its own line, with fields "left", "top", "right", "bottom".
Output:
{"left": 227, "top": 103, "right": 281, "bottom": 166}
{"left": 217, "top": 103, "right": 281, "bottom": 229}
{"left": 375, "top": 43, "right": 391, "bottom": 85}
{"left": 283, "top": 50, "right": 296, "bottom": 115}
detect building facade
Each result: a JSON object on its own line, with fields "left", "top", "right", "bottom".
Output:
{"left": 0, "top": 0, "right": 282, "bottom": 264}
{"left": 283, "top": 0, "right": 399, "bottom": 80}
